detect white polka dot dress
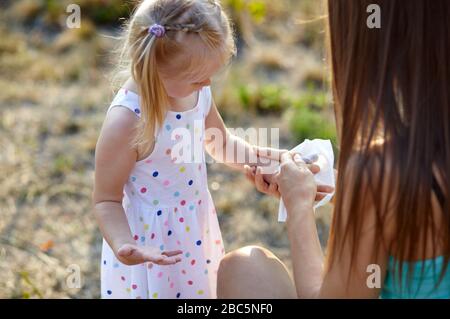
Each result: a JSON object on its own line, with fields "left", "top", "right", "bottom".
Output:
{"left": 100, "top": 86, "right": 225, "bottom": 299}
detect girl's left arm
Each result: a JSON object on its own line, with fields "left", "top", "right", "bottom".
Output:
{"left": 204, "top": 99, "right": 283, "bottom": 172}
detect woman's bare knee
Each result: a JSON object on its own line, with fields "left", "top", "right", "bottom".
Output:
{"left": 217, "top": 245, "right": 297, "bottom": 299}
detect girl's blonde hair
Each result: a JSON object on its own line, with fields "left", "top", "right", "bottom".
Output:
{"left": 114, "top": 0, "right": 236, "bottom": 155}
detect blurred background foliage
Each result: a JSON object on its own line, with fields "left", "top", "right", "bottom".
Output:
{"left": 0, "top": 0, "right": 335, "bottom": 298}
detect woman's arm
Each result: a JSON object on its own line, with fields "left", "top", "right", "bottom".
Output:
{"left": 287, "top": 204, "right": 325, "bottom": 298}
{"left": 275, "top": 152, "right": 388, "bottom": 298}
{"left": 275, "top": 152, "right": 324, "bottom": 297}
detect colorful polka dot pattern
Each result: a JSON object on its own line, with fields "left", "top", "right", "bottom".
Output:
{"left": 101, "top": 86, "right": 222, "bottom": 299}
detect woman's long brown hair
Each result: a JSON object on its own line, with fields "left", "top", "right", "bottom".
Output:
{"left": 325, "top": 0, "right": 450, "bottom": 290}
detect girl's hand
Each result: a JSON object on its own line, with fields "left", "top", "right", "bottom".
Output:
{"left": 116, "top": 243, "right": 183, "bottom": 266}
{"left": 242, "top": 146, "right": 286, "bottom": 198}
{"left": 245, "top": 165, "right": 281, "bottom": 198}
{"left": 245, "top": 153, "right": 334, "bottom": 201}
{"left": 255, "top": 146, "right": 287, "bottom": 166}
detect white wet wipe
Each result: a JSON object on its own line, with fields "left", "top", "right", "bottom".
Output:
{"left": 277, "top": 139, "right": 335, "bottom": 222}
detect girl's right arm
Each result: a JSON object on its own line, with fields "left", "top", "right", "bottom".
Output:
{"left": 92, "top": 107, "right": 182, "bottom": 266}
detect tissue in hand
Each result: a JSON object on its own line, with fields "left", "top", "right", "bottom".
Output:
{"left": 278, "top": 139, "right": 335, "bottom": 222}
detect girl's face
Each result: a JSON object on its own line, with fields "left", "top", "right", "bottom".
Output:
{"left": 158, "top": 39, "right": 226, "bottom": 99}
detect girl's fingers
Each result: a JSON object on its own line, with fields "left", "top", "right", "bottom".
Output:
{"left": 165, "top": 256, "right": 182, "bottom": 264}
{"left": 146, "top": 255, "right": 181, "bottom": 266}
{"left": 161, "top": 250, "right": 183, "bottom": 257}
{"left": 267, "top": 181, "right": 278, "bottom": 193}
{"left": 153, "top": 256, "right": 181, "bottom": 265}
{"left": 267, "top": 182, "right": 280, "bottom": 198}
{"left": 256, "top": 147, "right": 288, "bottom": 161}
{"left": 244, "top": 165, "right": 256, "bottom": 183}
{"left": 244, "top": 165, "right": 255, "bottom": 183}
{"left": 163, "top": 258, "right": 182, "bottom": 265}
{"left": 263, "top": 172, "right": 277, "bottom": 184}
{"left": 145, "top": 254, "right": 165, "bottom": 263}
{"left": 119, "top": 245, "right": 183, "bottom": 265}
{"left": 317, "top": 185, "right": 334, "bottom": 193}
{"left": 247, "top": 164, "right": 279, "bottom": 197}
{"left": 254, "top": 167, "right": 269, "bottom": 193}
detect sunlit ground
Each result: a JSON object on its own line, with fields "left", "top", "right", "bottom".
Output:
{"left": 0, "top": 0, "right": 335, "bottom": 298}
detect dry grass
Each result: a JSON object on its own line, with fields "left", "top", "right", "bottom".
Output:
{"left": 0, "top": 0, "right": 333, "bottom": 298}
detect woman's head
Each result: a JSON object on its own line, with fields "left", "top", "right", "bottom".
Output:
{"left": 326, "top": 0, "right": 449, "bottom": 286}
{"left": 118, "top": 0, "right": 235, "bottom": 152}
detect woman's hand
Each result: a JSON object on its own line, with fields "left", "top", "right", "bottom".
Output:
{"left": 116, "top": 243, "right": 183, "bottom": 266}
{"left": 275, "top": 152, "right": 318, "bottom": 210}
{"left": 245, "top": 151, "right": 334, "bottom": 201}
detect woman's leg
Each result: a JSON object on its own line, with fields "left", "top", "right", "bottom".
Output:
{"left": 217, "top": 245, "right": 297, "bottom": 299}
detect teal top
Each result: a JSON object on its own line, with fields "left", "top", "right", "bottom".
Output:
{"left": 381, "top": 255, "right": 450, "bottom": 299}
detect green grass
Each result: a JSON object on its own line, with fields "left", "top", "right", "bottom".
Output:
{"left": 288, "top": 89, "right": 337, "bottom": 146}
{"left": 238, "top": 83, "right": 289, "bottom": 114}
{"left": 7, "top": 0, "right": 131, "bottom": 29}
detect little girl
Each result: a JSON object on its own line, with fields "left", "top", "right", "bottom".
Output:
{"left": 93, "top": 0, "right": 278, "bottom": 299}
